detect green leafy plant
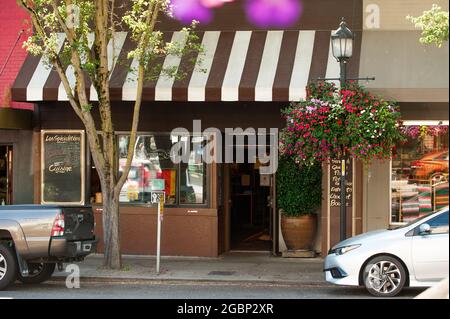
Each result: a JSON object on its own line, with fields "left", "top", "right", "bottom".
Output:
{"left": 407, "top": 4, "right": 449, "bottom": 48}
{"left": 276, "top": 155, "right": 322, "bottom": 216}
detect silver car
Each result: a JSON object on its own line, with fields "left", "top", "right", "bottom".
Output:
{"left": 324, "top": 207, "right": 449, "bottom": 297}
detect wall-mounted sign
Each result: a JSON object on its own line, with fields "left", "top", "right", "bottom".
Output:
{"left": 41, "top": 130, "right": 85, "bottom": 205}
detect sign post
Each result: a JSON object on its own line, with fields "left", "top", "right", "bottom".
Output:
{"left": 151, "top": 191, "right": 165, "bottom": 274}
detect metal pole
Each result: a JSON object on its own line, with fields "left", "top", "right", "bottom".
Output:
{"left": 339, "top": 59, "right": 347, "bottom": 241}
{"left": 156, "top": 200, "right": 161, "bottom": 273}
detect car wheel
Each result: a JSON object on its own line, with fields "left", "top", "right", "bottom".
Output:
{"left": 17, "top": 263, "right": 56, "bottom": 284}
{"left": 0, "top": 243, "right": 17, "bottom": 290}
{"left": 363, "top": 255, "right": 406, "bottom": 297}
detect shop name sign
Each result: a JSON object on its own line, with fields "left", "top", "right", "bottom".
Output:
{"left": 41, "top": 130, "right": 85, "bottom": 205}
{"left": 45, "top": 135, "right": 81, "bottom": 143}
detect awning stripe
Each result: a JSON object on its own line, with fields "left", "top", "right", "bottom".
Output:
{"left": 308, "top": 31, "right": 331, "bottom": 84}
{"left": 27, "top": 33, "right": 66, "bottom": 101}
{"left": 155, "top": 31, "right": 188, "bottom": 101}
{"left": 122, "top": 49, "right": 140, "bottom": 101}
{"left": 58, "top": 33, "right": 95, "bottom": 101}
{"left": 187, "top": 31, "right": 220, "bottom": 101}
{"left": 273, "top": 30, "right": 300, "bottom": 101}
{"left": 325, "top": 37, "right": 340, "bottom": 87}
{"left": 110, "top": 33, "right": 136, "bottom": 101}
{"left": 239, "top": 31, "right": 266, "bottom": 101}
{"left": 12, "top": 30, "right": 356, "bottom": 102}
{"left": 173, "top": 32, "right": 206, "bottom": 102}
{"left": 205, "top": 31, "right": 235, "bottom": 101}
{"left": 221, "top": 31, "right": 252, "bottom": 101}
{"left": 289, "top": 31, "right": 315, "bottom": 101}
{"left": 90, "top": 31, "right": 127, "bottom": 101}
{"left": 141, "top": 32, "right": 174, "bottom": 101}
{"left": 255, "top": 30, "right": 284, "bottom": 101}
{"left": 43, "top": 38, "right": 69, "bottom": 101}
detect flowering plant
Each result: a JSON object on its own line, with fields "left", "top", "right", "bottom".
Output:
{"left": 280, "top": 82, "right": 405, "bottom": 165}
{"left": 401, "top": 125, "right": 449, "bottom": 139}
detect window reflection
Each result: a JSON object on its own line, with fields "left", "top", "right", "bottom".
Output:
{"left": 391, "top": 125, "right": 449, "bottom": 223}
{"left": 118, "top": 134, "right": 207, "bottom": 206}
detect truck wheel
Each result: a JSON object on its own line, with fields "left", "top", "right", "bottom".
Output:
{"left": 0, "top": 243, "right": 17, "bottom": 290}
{"left": 18, "top": 263, "right": 56, "bottom": 284}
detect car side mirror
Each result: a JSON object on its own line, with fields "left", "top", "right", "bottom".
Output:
{"left": 419, "top": 223, "right": 431, "bottom": 235}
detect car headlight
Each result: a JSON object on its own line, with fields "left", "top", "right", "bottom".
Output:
{"left": 332, "top": 244, "right": 361, "bottom": 255}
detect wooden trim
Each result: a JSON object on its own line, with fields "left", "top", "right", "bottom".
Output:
{"left": 223, "top": 163, "right": 231, "bottom": 252}
{"left": 93, "top": 204, "right": 217, "bottom": 217}
{"left": 33, "top": 131, "right": 41, "bottom": 204}
{"left": 0, "top": 108, "right": 33, "bottom": 130}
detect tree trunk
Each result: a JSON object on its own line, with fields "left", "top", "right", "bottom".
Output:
{"left": 101, "top": 185, "right": 122, "bottom": 270}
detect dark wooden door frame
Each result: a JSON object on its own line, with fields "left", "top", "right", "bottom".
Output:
{"left": 0, "top": 145, "right": 13, "bottom": 205}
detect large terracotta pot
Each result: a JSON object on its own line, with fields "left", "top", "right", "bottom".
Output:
{"left": 281, "top": 212, "right": 317, "bottom": 250}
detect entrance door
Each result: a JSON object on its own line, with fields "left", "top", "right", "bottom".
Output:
{"left": 229, "top": 162, "right": 273, "bottom": 251}
{"left": 0, "top": 145, "right": 13, "bottom": 205}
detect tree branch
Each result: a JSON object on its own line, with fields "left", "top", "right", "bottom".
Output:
{"left": 115, "top": 1, "right": 161, "bottom": 195}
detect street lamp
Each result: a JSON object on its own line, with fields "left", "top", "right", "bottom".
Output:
{"left": 317, "top": 18, "right": 374, "bottom": 242}
{"left": 331, "top": 17, "right": 354, "bottom": 86}
{"left": 332, "top": 18, "right": 354, "bottom": 242}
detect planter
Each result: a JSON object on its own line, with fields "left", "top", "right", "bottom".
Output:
{"left": 281, "top": 212, "right": 317, "bottom": 250}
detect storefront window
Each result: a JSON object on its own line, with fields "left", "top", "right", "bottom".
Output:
{"left": 391, "top": 124, "right": 449, "bottom": 223}
{"left": 180, "top": 136, "right": 207, "bottom": 204}
{"left": 118, "top": 134, "right": 207, "bottom": 206}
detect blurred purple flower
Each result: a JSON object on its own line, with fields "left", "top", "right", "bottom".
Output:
{"left": 201, "top": 0, "right": 230, "bottom": 8}
{"left": 171, "top": 0, "right": 213, "bottom": 24}
{"left": 245, "top": 0, "right": 303, "bottom": 28}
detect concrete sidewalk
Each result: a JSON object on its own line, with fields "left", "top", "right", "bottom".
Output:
{"left": 53, "top": 252, "right": 326, "bottom": 286}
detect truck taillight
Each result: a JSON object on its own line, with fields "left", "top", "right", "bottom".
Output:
{"left": 51, "top": 213, "right": 65, "bottom": 237}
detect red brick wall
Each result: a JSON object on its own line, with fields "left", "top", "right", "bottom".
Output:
{"left": 0, "top": 0, "right": 33, "bottom": 110}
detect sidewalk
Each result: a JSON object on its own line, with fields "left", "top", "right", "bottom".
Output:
{"left": 53, "top": 252, "right": 326, "bottom": 286}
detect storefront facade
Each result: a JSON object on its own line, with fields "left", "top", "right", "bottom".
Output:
{"left": 10, "top": 0, "right": 449, "bottom": 257}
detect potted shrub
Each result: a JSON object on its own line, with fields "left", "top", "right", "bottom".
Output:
{"left": 277, "top": 155, "right": 322, "bottom": 250}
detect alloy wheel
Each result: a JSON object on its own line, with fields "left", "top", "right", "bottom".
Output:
{"left": 0, "top": 253, "right": 7, "bottom": 281}
{"left": 367, "top": 260, "right": 402, "bottom": 294}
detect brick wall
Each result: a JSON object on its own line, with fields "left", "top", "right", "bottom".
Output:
{"left": 0, "top": 0, "right": 33, "bottom": 110}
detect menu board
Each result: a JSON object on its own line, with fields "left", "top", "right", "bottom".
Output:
{"left": 329, "top": 158, "right": 354, "bottom": 246}
{"left": 41, "top": 130, "right": 85, "bottom": 205}
{"left": 329, "top": 158, "right": 353, "bottom": 207}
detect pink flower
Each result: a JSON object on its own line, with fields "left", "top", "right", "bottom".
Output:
{"left": 171, "top": 0, "right": 213, "bottom": 24}
{"left": 244, "top": 0, "right": 303, "bottom": 28}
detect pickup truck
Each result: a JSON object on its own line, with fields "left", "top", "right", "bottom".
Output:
{"left": 0, "top": 205, "right": 97, "bottom": 290}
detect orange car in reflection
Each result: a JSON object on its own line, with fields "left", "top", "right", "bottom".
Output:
{"left": 410, "top": 150, "right": 449, "bottom": 181}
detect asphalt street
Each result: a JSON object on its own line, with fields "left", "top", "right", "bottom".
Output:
{"left": 0, "top": 280, "right": 425, "bottom": 299}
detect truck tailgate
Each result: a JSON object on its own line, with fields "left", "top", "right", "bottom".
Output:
{"left": 62, "top": 206, "right": 95, "bottom": 241}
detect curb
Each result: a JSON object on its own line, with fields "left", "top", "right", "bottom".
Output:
{"left": 50, "top": 276, "right": 331, "bottom": 288}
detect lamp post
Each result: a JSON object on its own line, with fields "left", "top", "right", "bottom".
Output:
{"left": 316, "top": 18, "right": 374, "bottom": 242}
{"left": 331, "top": 18, "right": 354, "bottom": 242}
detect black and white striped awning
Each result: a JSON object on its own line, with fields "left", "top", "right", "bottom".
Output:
{"left": 12, "top": 30, "right": 361, "bottom": 102}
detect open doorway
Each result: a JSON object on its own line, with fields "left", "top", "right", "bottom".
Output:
{"left": 0, "top": 145, "right": 13, "bottom": 205}
{"left": 229, "top": 162, "right": 272, "bottom": 251}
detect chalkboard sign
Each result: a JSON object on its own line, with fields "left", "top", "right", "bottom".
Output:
{"left": 41, "top": 130, "right": 85, "bottom": 205}
{"left": 329, "top": 158, "right": 353, "bottom": 208}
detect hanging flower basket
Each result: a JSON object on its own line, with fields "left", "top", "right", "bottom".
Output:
{"left": 280, "top": 82, "right": 406, "bottom": 166}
